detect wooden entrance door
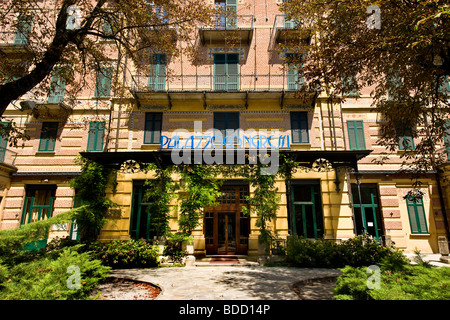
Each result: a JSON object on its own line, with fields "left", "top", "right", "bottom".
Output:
{"left": 204, "top": 185, "right": 249, "bottom": 255}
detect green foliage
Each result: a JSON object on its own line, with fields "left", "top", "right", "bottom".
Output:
{"left": 0, "top": 246, "right": 110, "bottom": 300}
{"left": 88, "top": 239, "right": 159, "bottom": 269}
{"left": 286, "top": 234, "right": 408, "bottom": 268}
{"left": 176, "top": 165, "right": 223, "bottom": 235}
{"left": 334, "top": 265, "right": 450, "bottom": 300}
{"left": 163, "top": 232, "right": 191, "bottom": 264}
{"left": 70, "top": 156, "right": 119, "bottom": 241}
{"left": 239, "top": 164, "right": 280, "bottom": 244}
{"left": 143, "top": 164, "right": 178, "bottom": 238}
{"left": 0, "top": 209, "right": 77, "bottom": 265}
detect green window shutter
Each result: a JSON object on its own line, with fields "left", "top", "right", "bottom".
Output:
{"left": 39, "top": 122, "right": 58, "bottom": 152}
{"left": 282, "top": 0, "right": 296, "bottom": 29}
{"left": 406, "top": 197, "right": 428, "bottom": 234}
{"left": 87, "top": 122, "right": 105, "bottom": 151}
{"left": 396, "top": 125, "right": 414, "bottom": 150}
{"left": 440, "top": 75, "right": 450, "bottom": 96}
{"left": 148, "top": 54, "right": 166, "bottom": 91}
{"left": 387, "top": 73, "right": 402, "bottom": 101}
{"left": 226, "top": 0, "right": 238, "bottom": 29}
{"left": 214, "top": 54, "right": 227, "bottom": 91}
{"left": 445, "top": 121, "right": 450, "bottom": 161}
{"left": 226, "top": 53, "right": 239, "bottom": 92}
{"left": 0, "top": 122, "right": 8, "bottom": 163}
{"left": 95, "top": 67, "right": 113, "bottom": 97}
{"left": 342, "top": 76, "right": 359, "bottom": 96}
{"left": 14, "top": 15, "right": 33, "bottom": 45}
{"left": 285, "top": 53, "right": 303, "bottom": 91}
{"left": 144, "top": 112, "right": 163, "bottom": 144}
{"left": 347, "top": 121, "right": 366, "bottom": 150}
{"left": 47, "top": 72, "right": 66, "bottom": 104}
{"left": 291, "top": 112, "right": 309, "bottom": 143}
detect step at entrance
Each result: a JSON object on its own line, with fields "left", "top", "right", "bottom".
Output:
{"left": 195, "top": 255, "right": 259, "bottom": 267}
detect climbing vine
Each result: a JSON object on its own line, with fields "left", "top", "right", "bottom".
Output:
{"left": 142, "top": 164, "right": 178, "bottom": 239}
{"left": 70, "top": 155, "right": 119, "bottom": 241}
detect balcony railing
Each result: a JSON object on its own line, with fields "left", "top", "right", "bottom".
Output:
{"left": 0, "top": 147, "right": 18, "bottom": 168}
{"left": 199, "top": 14, "right": 254, "bottom": 30}
{"left": 272, "top": 14, "right": 311, "bottom": 44}
{"left": 131, "top": 74, "right": 305, "bottom": 93}
{"left": 0, "top": 31, "right": 31, "bottom": 55}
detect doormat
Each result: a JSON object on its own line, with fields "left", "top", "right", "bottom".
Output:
{"left": 210, "top": 256, "right": 240, "bottom": 264}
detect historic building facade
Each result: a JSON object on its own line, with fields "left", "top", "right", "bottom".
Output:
{"left": 0, "top": 0, "right": 449, "bottom": 256}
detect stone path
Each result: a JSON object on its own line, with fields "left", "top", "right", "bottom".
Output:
{"left": 109, "top": 266, "right": 341, "bottom": 300}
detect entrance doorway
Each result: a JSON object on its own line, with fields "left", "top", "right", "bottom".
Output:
{"left": 204, "top": 184, "right": 249, "bottom": 255}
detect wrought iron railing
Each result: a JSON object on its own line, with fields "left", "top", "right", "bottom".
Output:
{"left": 131, "top": 74, "right": 305, "bottom": 92}
{"left": 199, "top": 14, "right": 254, "bottom": 30}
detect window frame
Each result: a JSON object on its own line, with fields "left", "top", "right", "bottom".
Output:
{"left": 86, "top": 121, "right": 105, "bottom": 152}
{"left": 347, "top": 120, "right": 366, "bottom": 150}
{"left": 38, "top": 122, "right": 58, "bottom": 152}
{"left": 143, "top": 112, "right": 163, "bottom": 145}
{"left": 290, "top": 111, "right": 309, "bottom": 144}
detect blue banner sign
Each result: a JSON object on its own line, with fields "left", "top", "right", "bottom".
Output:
{"left": 161, "top": 134, "right": 290, "bottom": 149}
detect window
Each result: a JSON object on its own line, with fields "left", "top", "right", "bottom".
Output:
{"left": 351, "top": 184, "right": 383, "bottom": 241}
{"left": 342, "top": 75, "right": 359, "bottom": 96}
{"left": 87, "top": 121, "right": 105, "bottom": 151}
{"left": 144, "top": 112, "right": 162, "bottom": 144}
{"left": 21, "top": 185, "right": 56, "bottom": 225}
{"left": 130, "top": 183, "right": 164, "bottom": 240}
{"left": 406, "top": 196, "right": 428, "bottom": 234}
{"left": 38, "top": 122, "right": 58, "bottom": 152}
{"left": 215, "top": 0, "right": 237, "bottom": 29}
{"left": 290, "top": 112, "right": 309, "bottom": 143}
{"left": 94, "top": 67, "right": 113, "bottom": 97}
{"left": 444, "top": 121, "right": 450, "bottom": 161}
{"left": 214, "top": 53, "right": 239, "bottom": 92}
{"left": 387, "top": 73, "right": 402, "bottom": 101}
{"left": 282, "top": 0, "right": 296, "bottom": 29}
{"left": 20, "top": 185, "right": 56, "bottom": 250}
{"left": 47, "top": 71, "right": 66, "bottom": 104}
{"left": 148, "top": 54, "right": 166, "bottom": 92}
{"left": 347, "top": 120, "right": 366, "bottom": 150}
{"left": 285, "top": 53, "right": 304, "bottom": 91}
{"left": 14, "top": 15, "right": 33, "bottom": 45}
{"left": 214, "top": 112, "right": 239, "bottom": 136}
{"left": 290, "top": 181, "right": 324, "bottom": 239}
{"left": 396, "top": 124, "right": 415, "bottom": 151}
{"left": 0, "top": 122, "right": 9, "bottom": 163}
{"left": 440, "top": 75, "right": 450, "bottom": 96}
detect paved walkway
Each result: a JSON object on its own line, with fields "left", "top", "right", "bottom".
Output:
{"left": 110, "top": 266, "right": 341, "bottom": 300}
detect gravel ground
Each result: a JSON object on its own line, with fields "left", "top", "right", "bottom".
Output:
{"left": 92, "top": 277, "right": 161, "bottom": 300}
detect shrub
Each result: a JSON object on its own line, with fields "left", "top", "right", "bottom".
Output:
{"left": 286, "top": 234, "right": 406, "bottom": 268}
{"left": 89, "top": 239, "right": 159, "bottom": 268}
{"left": 0, "top": 246, "right": 110, "bottom": 300}
{"left": 334, "top": 265, "right": 450, "bottom": 300}
{"left": 163, "top": 233, "right": 189, "bottom": 264}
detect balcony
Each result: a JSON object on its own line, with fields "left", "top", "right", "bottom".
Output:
{"left": 130, "top": 74, "right": 318, "bottom": 109}
{"left": 199, "top": 15, "right": 254, "bottom": 45}
{"left": 0, "top": 147, "right": 18, "bottom": 173}
{"left": 271, "top": 15, "right": 311, "bottom": 44}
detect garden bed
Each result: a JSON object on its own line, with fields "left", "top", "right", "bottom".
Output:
{"left": 92, "top": 277, "right": 161, "bottom": 300}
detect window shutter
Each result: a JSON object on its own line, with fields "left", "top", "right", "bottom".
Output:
{"left": 148, "top": 54, "right": 166, "bottom": 91}
{"left": 226, "top": 53, "right": 239, "bottom": 91}
{"left": 214, "top": 54, "right": 227, "bottom": 91}
{"left": 445, "top": 121, "right": 450, "bottom": 160}
{"left": 87, "top": 122, "right": 105, "bottom": 151}
{"left": 226, "top": 0, "right": 238, "bottom": 29}
{"left": 347, "top": 121, "right": 365, "bottom": 150}
{"left": 440, "top": 75, "right": 450, "bottom": 96}
{"left": 285, "top": 53, "right": 302, "bottom": 91}
{"left": 95, "top": 67, "right": 113, "bottom": 97}
{"left": 14, "top": 15, "right": 33, "bottom": 45}
{"left": 407, "top": 197, "right": 428, "bottom": 234}
{"left": 0, "top": 123, "right": 8, "bottom": 162}
{"left": 48, "top": 73, "right": 66, "bottom": 104}
{"left": 39, "top": 122, "right": 58, "bottom": 152}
